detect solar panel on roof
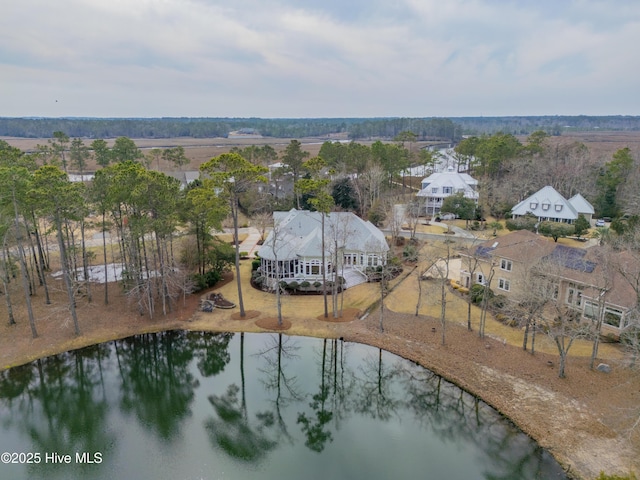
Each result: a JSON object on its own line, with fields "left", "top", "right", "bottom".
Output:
{"left": 544, "top": 245, "right": 597, "bottom": 273}
{"left": 475, "top": 246, "right": 495, "bottom": 258}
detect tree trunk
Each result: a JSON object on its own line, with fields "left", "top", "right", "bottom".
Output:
{"left": 55, "top": 213, "right": 80, "bottom": 336}
{"left": 322, "top": 213, "right": 328, "bottom": 318}
{"left": 531, "top": 319, "right": 537, "bottom": 355}
{"left": 32, "top": 217, "right": 51, "bottom": 304}
{"left": 232, "top": 197, "right": 245, "bottom": 317}
{"left": 12, "top": 195, "right": 37, "bottom": 338}
{"left": 102, "top": 211, "right": 109, "bottom": 305}
{"left": 440, "top": 279, "right": 447, "bottom": 346}
{"left": 80, "top": 219, "right": 92, "bottom": 302}
{"left": 1, "top": 240, "right": 15, "bottom": 326}
{"left": 523, "top": 318, "right": 530, "bottom": 351}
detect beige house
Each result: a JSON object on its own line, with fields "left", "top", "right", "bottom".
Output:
{"left": 460, "top": 230, "right": 637, "bottom": 336}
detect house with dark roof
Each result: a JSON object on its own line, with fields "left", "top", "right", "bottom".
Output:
{"left": 460, "top": 230, "right": 637, "bottom": 335}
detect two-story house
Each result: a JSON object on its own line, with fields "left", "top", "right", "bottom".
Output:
{"left": 416, "top": 167, "right": 479, "bottom": 217}
{"left": 460, "top": 230, "right": 637, "bottom": 336}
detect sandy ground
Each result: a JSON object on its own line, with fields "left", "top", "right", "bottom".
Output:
{"left": 1, "top": 255, "right": 638, "bottom": 480}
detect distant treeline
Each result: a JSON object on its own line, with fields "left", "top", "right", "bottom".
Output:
{"left": 1, "top": 115, "right": 640, "bottom": 140}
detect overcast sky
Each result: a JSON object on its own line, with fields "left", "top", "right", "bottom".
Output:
{"left": 2, "top": 0, "right": 639, "bottom": 118}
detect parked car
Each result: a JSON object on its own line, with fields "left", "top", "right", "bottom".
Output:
{"left": 595, "top": 219, "right": 606, "bottom": 227}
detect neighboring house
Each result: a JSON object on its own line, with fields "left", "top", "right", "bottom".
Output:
{"left": 258, "top": 209, "right": 389, "bottom": 289}
{"left": 416, "top": 167, "right": 479, "bottom": 217}
{"left": 567, "top": 193, "right": 595, "bottom": 222}
{"left": 510, "top": 186, "right": 595, "bottom": 224}
{"left": 165, "top": 170, "right": 200, "bottom": 189}
{"left": 460, "top": 230, "right": 637, "bottom": 336}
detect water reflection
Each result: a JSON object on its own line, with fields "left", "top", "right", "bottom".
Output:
{"left": 0, "top": 332, "right": 567, "bottom": 480}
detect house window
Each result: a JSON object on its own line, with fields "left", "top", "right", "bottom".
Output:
{"left": 443, "top": 186, "right": 452, "bottom": 194}
{"left": 566, "top": 283, "right": 583, "bottom": 308}
{"left": 498, "top": 278, "right": 510, "bottom": 291}
{"left": 555, "top": 204, "right": 563, "bottom": 212}
{"left": 552, "top": 283, "right": 559, "bottom": 300}
{"left": 432, "top": 187, "right": 438, "bottom": 193}
{"left": 530, "top": 202, "right": 538, "bottom": 209}
{"left": 603, "top": 307, "right": 623, "bottom": 328}
{"left": 583, "top": 300, "right": 599, "bottom": 320}
{"left": 500, "top": 259, "right": 512, "bottom": 271}
{"left": 542, "top": 202, "right": 550, "bottom": 211}
{"left": 476, "top": 273, "right": 485, "bottom": 285}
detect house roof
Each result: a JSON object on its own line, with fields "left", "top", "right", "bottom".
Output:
{"left": 568, "top": 193, "right": 595, "bottom": 216}
{"left": 543, "top": 245, "right": 637, "bottom": 310}
{"left": 258, "top": 209, "right": 388, "bottom": 261}
{"left": 416, "top": 171, "right": 479, "bottom": 199}
{"left": 465, "top": 230, "right": 556, "bottom": 264}
{"left": 465, "top": 231, "right": 638, "bottom": 311}
{"left": 511, "top": 186, "right": 579, "bottom": 220}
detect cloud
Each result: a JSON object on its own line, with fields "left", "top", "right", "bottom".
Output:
{"left": 1, "top": 0, "right": 639, "bottom": 117}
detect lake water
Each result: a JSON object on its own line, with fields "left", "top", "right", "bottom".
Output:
{"left": 0, "top": 331, "right": 567, "bottom": 479}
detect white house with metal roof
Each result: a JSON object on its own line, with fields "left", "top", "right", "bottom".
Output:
{"left": 567, "top": 193, "right": 595, "bottom": 222}
{"left": 416, "top": 168, "right": 479, "bottom": 217}
{"left": 511, "top": 186, "right": 595, "bottom": 224}
{"left": 258, "top": 209, "right": 388, "bottom": 289}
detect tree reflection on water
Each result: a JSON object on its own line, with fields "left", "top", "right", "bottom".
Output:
{"left": 0, "top": 332, "right": 567, "bottom": 480}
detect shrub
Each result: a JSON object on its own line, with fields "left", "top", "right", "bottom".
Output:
{"left": 458, "top": 287, "right": 469, "bottom": 294}
{"left": 506, "top": 214, "right": 537, "bottom": 232}
{"left": 251, "top": 258, "right": 261, "bottom": 271}
{"left": 288, "top": 281, "right": 299, "bottom": 290}
{"left": 595, "top": 472, "right": 637, "bottom": 480}
{"left": 191, "top": 269, "right": 222, "bottom": 292}
{"left": 402, "top": 244, "right": 419, "bottom": 263}
{"left": 491, "top": 294, "right": 506, "bottom": 309}
{"left": 300, "top": 281, "right": 311, "bottom": 288}
{"left": 313, "top": 281, "right": 322, "bottom": 288}
{"left": 470, "top": 283, "right": 494, "bottom": 304}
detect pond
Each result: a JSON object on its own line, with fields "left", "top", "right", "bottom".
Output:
{"left": 0, "top": 331, "right": 567, "bottom": 479}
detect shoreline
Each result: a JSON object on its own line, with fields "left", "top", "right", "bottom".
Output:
{"left": 0, "top": 270, "right": 638, "bottom": 480}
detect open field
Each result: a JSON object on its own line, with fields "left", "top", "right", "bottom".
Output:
{"left": 5, "top": 130, "right": 640, "bottom": 173}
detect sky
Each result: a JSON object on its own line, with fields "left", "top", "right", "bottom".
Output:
{"left": 2, "top": 0, "right": 640, "bottom": 118}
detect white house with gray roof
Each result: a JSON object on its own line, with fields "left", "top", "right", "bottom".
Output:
{"left": 258, "top": 209, "right": 388, "bottom": 289}
{"left": 511, "top": 186, "right": 594, "bottom": 224}
{"left": 416, "top": 168, "right": 479, "bottom": 217}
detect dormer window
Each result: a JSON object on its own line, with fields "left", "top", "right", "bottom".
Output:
{"left": 542, "top": 202, "right": 550, "bottom": 211}
{"left": 555, "top": 204, "right": 562, "bottom": 212}
{"left": 443, "top": 186, "right": 452, "bottom": 194}
{"left": 530, "top": 202, "right": 537, "bottom": 209}
{"left": 432, "top": 187, "right": 438, "bottom": 193}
